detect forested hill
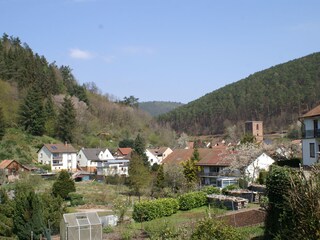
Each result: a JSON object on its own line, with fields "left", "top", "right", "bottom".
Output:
{"left": 158, "top": 52, "right": 320, "bottom": 135}
{"left": 0, "top": 34, "right": 175, "bottom": 163}
{"left": 139, "top": 101, "right": 184, "bottom": 116}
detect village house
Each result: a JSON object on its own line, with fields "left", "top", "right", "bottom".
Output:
{"left": 0, "top": 160, "right": 30, "bottom": 183}
{"left": 146, "top": 147, "right": 172, "bottom": 164}
{"left": 96, "top": 159, "right": 130, "bottom": 177}
{"left": 38, "top": 143, "right": 77, "bottom": 172}
{"left": 77, "top": 148, "right": 114, "bottom": 172}
{"left": 114, "top": 147, "right": 132, "bottom": 159}
{"left": 245, "top": 153, "right": 275, "bottom": 182}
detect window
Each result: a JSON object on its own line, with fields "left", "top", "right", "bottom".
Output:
{"left": 256, "top": 124, "right": 259, "bottom": 130}
{"left": 310, "top": 143, "right": 315, "bottom": 158}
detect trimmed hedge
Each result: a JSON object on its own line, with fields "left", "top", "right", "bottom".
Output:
{"left": 132, "top": 198, "right": 179, "bottom": 222}
{"left": 178, "top": 191, "right": 207, "bottom": 210}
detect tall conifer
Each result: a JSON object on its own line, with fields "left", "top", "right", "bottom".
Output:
{"left": 0, "top": 106, "right": 5, "bottom": 140}
{"left": 56, "top": 96, "right": 76, "bottom": 143}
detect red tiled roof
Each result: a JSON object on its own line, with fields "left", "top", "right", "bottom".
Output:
{"left": 44, "top": 143, "right": 77, "bottom": 153}
{"left": 162, "top": 146, "right": 231, "bottom": 167}
{"left": 0, "top": 160, "right": 14, "bottom": 169}
{"left": 118, "top": 148, "right": 132, "bottom": 156}
{"left": 302, "top": 105, "right": 320, "bottom": 118}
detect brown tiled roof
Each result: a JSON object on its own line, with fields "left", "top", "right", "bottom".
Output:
{"left": 0, "top": 160, "right": 14, "bottom": 169}
{"left": 118, "top": 148, "right": 132, "bottom": 156}
{"left": 302, "top": 105, "right": 320, "bottom": 118}
{"left": 44, "top": 143, "right": 77, "bottom": 153}
{"left": 162, "top": 146, "right": 231, "bottom": 166}
{"left": 148, "top": 147, "right": 169, "bottom": 156}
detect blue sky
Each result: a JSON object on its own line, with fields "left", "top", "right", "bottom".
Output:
{"left": 1, "top": 0, "right": 320, "bottom": 103}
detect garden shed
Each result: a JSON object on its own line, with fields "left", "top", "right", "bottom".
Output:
{"left": 60, "top": 212, "right": 102, "bottom": 240}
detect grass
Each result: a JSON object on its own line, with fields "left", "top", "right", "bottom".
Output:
{"left": 238, "top": 224, "right": 265, "bottom": 239}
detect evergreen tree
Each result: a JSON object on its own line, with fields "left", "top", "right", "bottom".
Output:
{"left": 52, "top": 170, "right": 76, "bottom": 199}
{"left": 56, "top": 96, "right": 76, "bottom": 143}
{"left": 44, "top": 96, "right": 56, "bottom": 136}
{"left": 182, "top": 148, "right": 200, "bottom": 185}
{"left": 133, "top": 134, "right": 149, "bottom": 166}
{"left": 0, "top": 106, "right": 5, "bottom": 140}
{"left": 128, "top": 152, "right": 151, "bottom": 201}
{"left": 155, "top": 164, "right": 165, "bottom": 189}
{"left": 13, "top": 187, "right": 45, "bottom": 240}
{"left": 18, "top": 86, "right": 45, "bottom": 136}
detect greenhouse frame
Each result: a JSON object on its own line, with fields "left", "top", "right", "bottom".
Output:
{"left": 60, "top": 212, "right": 102, "bottom": 240}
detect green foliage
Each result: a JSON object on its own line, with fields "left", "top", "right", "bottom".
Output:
{"left": 112, "top": 198, "right": 130, "bottom": 224}
{"left": 128, "top": 152, "right": 151, "bottom": 199}
{"left": 132, "top": 198, "right": 179, "bottom": 222}
{"left": 182, "top": 148, "right": 200, "bottom": 184}
{"left": 158, "top": 52, "right": 320, "bottom": 135}
{"left": 257, "top": 169, "right": 268, "bottom": 184}
{"left": 119, "top": 138, "right": 135, "bottom": 148}
{"left": 13, "top": 186, "right": 45, "bottom": 240}
{"left": 68, "top": 192, "right": 85, "bottom": 206}
{"left": 201, "top": 186, "right": 221, "bottom": 195}
{"left": 103, "top": 225, "right": 114, "bottom": 234}
{"left": 0, "top": 106, "right": 5, "bottom": 140}
{"left": 240, "top": 134, "right": 256, "bottom": 144}
{"left": 139, "top": 101, "right": 184, "bottom": 117}
{"left": 0, "top": 189, "right": 14, "bottom": 237}
{"left": 18, "top": 86, "right": 45, "bottom": 136}
{"left": 133, "top": 134, "right": 149, "bottom": 166}
{"left": 56, "top": 96, "right": 76, "bottom": 143}
{"left": 52, "top": 170, "right": 76, "bottom": 199}
{"left": 178, "top": 191, "right": 207, "bottom": 211}
{"left": 191, "top": 217, "right": 242, "bottom": 240}
{"left": 155, "top": 164, "right": 165, "bottom": 189}
{"left": 221, "top": 184, "right": 239, "bottom": 195}
{"left": 264, "top": 166, "right": 293, "bottom": 239}
{"left": 144, "top": 220, "right": 180, "bottom": 240}
{"left": 39, "top": 192, "right": 65, "bottom": 234}
{"left": 120, "top": 95, "right": 139, "bottom": 108}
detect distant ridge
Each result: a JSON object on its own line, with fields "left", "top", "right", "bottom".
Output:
{"left": 139, "top": 101, "right": 184, "bottom": 116}
{"left": 158, "top": 52, "right": 320, "bottom": 135}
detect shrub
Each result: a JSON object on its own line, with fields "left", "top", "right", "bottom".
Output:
{"left": 201, "top": 186, "right": 220, "bottom": 195}
{"left": 68, "top": 192, "right": 85, "bottom": 206}
{"left": 257, "top": 169, "right": 268, "bottom": 185}
{"left": 144, "top": 220, "right": 179, "bottom": 240}
{"left": 221, "top": 184, "right": 238, "bottom": 195}
{"left": 132, "top": 198, "right": 179, "bottom": 222}
{"left": 52, "top": 170, "right": 76, "bottom": 199}
{"left": 178, "top": 191, "right": 207, "bottom": 211}
{"left": 191, "top": 217, "right": 242, "bottom": 240}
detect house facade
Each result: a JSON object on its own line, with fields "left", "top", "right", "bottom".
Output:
{"left": 0, "top": 160, "right": 30, "bottom": 183}
{"left": 245, "top": 153, "right": 275, "bottom": 182}
{"left": 114, "top": 148, "right": 132, "bottom": 159}
{"left": 96, "top": 159, "right": 129, "bottom": 176}
{"left": 147, "top": 147, "right": 173, "bottom": 164}
{"left": 38, "top": 143, "right": 77, "bottom": 172}
{"left": 77, "top": 148, "right": 114, "bottom": 172}
{"left": 301, "top": 105, "right": 320, "bottom": 166}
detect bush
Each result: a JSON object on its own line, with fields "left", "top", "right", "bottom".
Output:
{"left": 132, "top": 198, "right": 179, "bottom": 222}
{"left": 221, "top": 184, "right": 238, "bottom": 195}
{"left": 201, "top": 186, "right": 220, "bottom": 195}
{"left": 191, "top": 217, "right": 242, "bottom": 240}
{"left": 68, "top": 192, "right": 85, "bottom": 206}
{"left": 178, "top": 191, "right": 207, "bottom": 211}
{"left": 52, "top": 170, "right": 76, "bottom": 199}
{"left": 257, "top": 169, "right": 268, "bottom": 185}
{"left": 144, "top": 220, "right": 179, "bottom": 240}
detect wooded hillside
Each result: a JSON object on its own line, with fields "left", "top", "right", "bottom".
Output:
{"left": 139, "top": 101, "right": 184, "bottom": 116}
{"left": 0, "top": 34, "right": 175, "bottom": 163}
{"left": 158, "top": 53, "right": 320, "bottom": 135}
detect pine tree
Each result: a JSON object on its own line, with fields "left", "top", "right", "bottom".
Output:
{"left": 133, "top": 134, "right": 149, "bottom": 166}
{"left": 44, "top": 96, "right": 56, "bottom": 136}
{"left": 56, "top": 96, "right": 76, "bottom": 143}
{"left": 182, "top": 148, "right": 201, "bottom": 184}
{"left": 18, "top": 86, "right": 45, "bottom": 136}
{"left": 155, "top": 164, "right": 165, "bottom": 189}
{"left": 13, "top": 186, "right": 45, "bottom": 240}
{"left": 0, "top": 106, "right": 5, "bottom": 140}
{"left": 52, "top": 170, "right": 76, "bottom": 199}
{"left": 128, "top": 152, "right": 151, "bottom": 201}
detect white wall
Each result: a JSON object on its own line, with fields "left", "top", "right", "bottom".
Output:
{"left": 245, "top": 153, "right": 274, "bottom": 182}
{"left": 302, "top": 138, "right": 318, "bottom": 166}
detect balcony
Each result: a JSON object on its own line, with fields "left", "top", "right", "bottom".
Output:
{"left": 52, "top": 161, "right": 63, "bottom": 166}
{"left": 302, "top": 129, "right": 320, "bottom": 139}
{"left": 200, "top": 172, "right": 219, "bottom": 177}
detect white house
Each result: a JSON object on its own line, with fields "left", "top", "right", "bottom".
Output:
{"left": 145, "top": 149, "right": 160, "bottom": 165}
{"left": 38, "top": 143, "right": 77, "bottom": 172}
{"left": 301, "top": 105, "right": 320, "bottom": 166}
{"left": 96, "top": 159, "right": 130, "bottom": 176}
{"left": 147, "top": 147, "right": 173, "bottom": 163}
{"left": 77, "top": 148, "right": 114, "bottom": 172}
{"left": 245, "top": 153, "right": 275, "bottom": 182}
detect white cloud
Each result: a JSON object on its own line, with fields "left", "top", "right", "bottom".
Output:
{"left": 69, "top": 48, "right": 94, "bottom": 60}
{"left": 121, "top": 46, "right": 155, "bottom": 55}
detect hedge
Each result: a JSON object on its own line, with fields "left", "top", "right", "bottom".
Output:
{"left": 178, "top": 191, "right": 207, "bottom": 210}
{"left": 132, "top": 198, "right": 179, "bottom": 222}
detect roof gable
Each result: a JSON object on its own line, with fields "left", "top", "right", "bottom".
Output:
{"left": 82, "top": 148, "right": 104, "bottom": 160}
{"left": 302, "top": 104, "right": 320, "bottom": 118}
{"left": 118, "top": 148, "right": 132, "bottom": 155}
